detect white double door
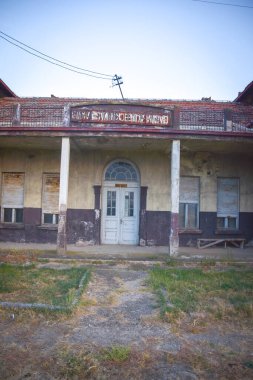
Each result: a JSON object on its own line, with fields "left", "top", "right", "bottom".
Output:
{"left": 102, "top": 186, "right": 140, "bottom": 245}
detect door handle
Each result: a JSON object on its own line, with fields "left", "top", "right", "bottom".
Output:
{"left": 120, "top": 218, "right": 123, "bottom": 224}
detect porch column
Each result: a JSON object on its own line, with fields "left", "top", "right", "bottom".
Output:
{"left": 57, "top": 137, "right": 70, "bottom": 254}
{"left": 169, "top": 140, "right": 180, "bottom": 256}
{"left": 93, "top": 185, "right": 101, "bottom": 245}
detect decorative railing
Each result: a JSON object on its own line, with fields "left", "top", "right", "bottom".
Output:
{"left": 0, "top": 105, "right": 16, "bottom": 127}
{"left": 20, "top": 105, "right": 63, "bottom": 127}
{"left": 0, "top": 104, "right": 64, "bottom": 128}
{"left": 179, "top": 109, "right": 224, "bottom": 131}
{"left": 0, "top": 104, "right": 252, "bottom": 133}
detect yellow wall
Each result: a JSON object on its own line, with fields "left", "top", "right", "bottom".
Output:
{"left": 68, "top": 149, "right": 170, "bottom": 210}
{"left": 0, "top": 149, "right": 60, "bottom": 208}
{"left": 0, "top": 148, "right": 252, "bottom": 213}
{"left": 181, "top": 151, "right": 253, "bottom": 213}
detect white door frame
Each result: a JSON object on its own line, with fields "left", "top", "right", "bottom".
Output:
{"left": 101, "top": 160, "right": 140, "bottom": 245}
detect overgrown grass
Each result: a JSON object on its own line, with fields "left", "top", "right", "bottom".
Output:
{"left": 149, "top": 266, "right": 253, "bottom": 321}
{"left": 0, "top": 263, "right": 90, "bottom": 308}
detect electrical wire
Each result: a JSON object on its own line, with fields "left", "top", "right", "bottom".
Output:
{"left": 0, "top": 30, "right": 113, "bottom": 77}
{"left": 0, "top": 30, "right": 114, "bottom": 80}
{"left": 193, "top": 0, "right": 253, "bottom": 8}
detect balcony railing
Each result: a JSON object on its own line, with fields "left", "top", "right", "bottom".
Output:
{"left": 178, "top": 109, "right": 253, "bottom": 133}
{"left": 0, "top": 104, "right": 252, "bottom": 133}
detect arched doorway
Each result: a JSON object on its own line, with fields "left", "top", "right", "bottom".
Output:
{"left": 102, "top": 160, "right": 140, "bottom": 244}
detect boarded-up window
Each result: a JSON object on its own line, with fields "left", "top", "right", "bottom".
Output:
{"left": 42, "top": 174, "right": 59, "bottom": 224}
{"left": 179, "top": 177, "right": 199, "bottom": 229}
{"left": 1, "top": 173, "right": 24, "bottom": 223}
{"left": 217, "top": 178, "right": 239, "bottom": 229}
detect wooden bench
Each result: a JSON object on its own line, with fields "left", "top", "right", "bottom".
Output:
{"left": 197, "top": 238, "right": 245, "bottom": 249}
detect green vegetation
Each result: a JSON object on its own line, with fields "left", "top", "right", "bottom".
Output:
{"left": 58, "top": 347, "right": 98, "bottom": 378}
{"left": 102, "top": 345, "right": 131, "bottom": 362}
{"left": 0, "top": 263, "right": 89, "bottom": 308}
{"left": 148, "top": 266, "right": 253, "bottom": 321}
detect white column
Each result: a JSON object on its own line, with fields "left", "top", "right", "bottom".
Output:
{"left": 169, "top": 140, "right": 180, "bottom": 256}
{"left": 57, "top": 137, "right": 70, "bottom": 254}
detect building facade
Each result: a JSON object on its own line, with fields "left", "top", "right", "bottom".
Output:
{"left": 0, "top": 80, "right": 253, "bottom": 254}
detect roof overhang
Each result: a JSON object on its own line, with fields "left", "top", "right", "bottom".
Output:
{"left": 234, "top": 81, "right": 253, "bottom": 105}
{"left": 0, "top": 79, "right": 17, "bottom": 98}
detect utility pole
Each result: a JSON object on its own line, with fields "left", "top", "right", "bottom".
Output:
{"left": 112, "top": 74, "right": 124, "bottom": 100}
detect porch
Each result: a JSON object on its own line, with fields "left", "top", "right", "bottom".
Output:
{"left": 0, "top": 242, "right": 252, "bottom": 262}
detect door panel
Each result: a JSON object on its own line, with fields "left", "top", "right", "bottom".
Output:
{"left": 120, "top": 189, "right": 138, "bottom": 244}
{"left": 103, "top": 189, "right": 119, "bottom": 244}
{"left": 102, "top": 186, "right": 139, "bottom": 244}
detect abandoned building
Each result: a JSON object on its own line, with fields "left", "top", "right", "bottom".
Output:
{"left": 0, "top": 79, "right": 252, "bottom": 255}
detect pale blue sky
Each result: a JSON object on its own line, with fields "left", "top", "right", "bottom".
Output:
{"left": 0, "top": 0, "right": 252, "bottom": 100}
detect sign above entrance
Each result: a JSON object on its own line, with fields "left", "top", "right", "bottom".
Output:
{"left": 70, "top": 104, "right": 172, "bottom": 127}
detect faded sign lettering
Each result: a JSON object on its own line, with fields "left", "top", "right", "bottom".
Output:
{"left": 70, "top": 108, "right": 171, "bottom": 127}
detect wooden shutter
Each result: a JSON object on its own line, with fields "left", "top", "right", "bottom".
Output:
{"left": 217, "top": 178, "right": 239, "bottom": 217}
{"left": 42, "top": 174, "right": 59, "bottom": 214}
{"left": 2, "top": 173, "right": 24, "bottom": 207}
{"left": 180, "top": 177, "right": 199, "bottom": 203}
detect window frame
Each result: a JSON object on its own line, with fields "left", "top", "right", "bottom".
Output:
{"left": 217, "top": 177, "right": 239, "bottom": 230}
{"left": 179, "top": 176, "right": 200, "bottom": 230}
{"left": 1, "top": 172, "right": 25, "bottom": 224}
{"left": 41, "top": 173, "right": 60, "bottom": 225}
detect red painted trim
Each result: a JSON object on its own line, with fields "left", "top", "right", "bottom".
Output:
{"left": 0, "top": 126, "right": 252, "bottom": 139}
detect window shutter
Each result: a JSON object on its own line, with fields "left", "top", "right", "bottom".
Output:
{"left": 217, "top": 178, "right": 239, "bottom": 217}
{"left": 2, "top": 173, "right": 24, "bottom": 207}
{"left": 42, "top": 174, "right": 60, "bottom": 214}
{"left": 180, "top": 177, "right": 199, "bottom": 203}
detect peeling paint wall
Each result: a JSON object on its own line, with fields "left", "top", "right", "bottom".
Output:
{"left": 181, "top": 151, "right": 253, "bottom": 213}
{"left": 0, "top": 149, "right": 60, "bottom": 208}
{"left": 0, "top": 147, "right": 252, "bottom": 214}
{"left": 0, "top": 145, "right": 252, "bottom": 245}
{"left": 67, "top": 149, "right": 170, "bottom": 211}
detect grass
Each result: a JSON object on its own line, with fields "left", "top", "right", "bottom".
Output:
{"left": 0, "top": 263, "right": 90, "bottom": 308}
{"left": 57, "top": 346, "right": 98, "bottom": 378}
{"left": 101, "top": 345, "right": 131, "bottom": 362}
{"left": 148, "top": 266, "right": 253, "bottom": 322}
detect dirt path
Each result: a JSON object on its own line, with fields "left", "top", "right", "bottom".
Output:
{"left": 0, "top": 260, "right": 252, "bottom": 379}
{"left": 67, "top": 266, "right": 180, "bottom": 351}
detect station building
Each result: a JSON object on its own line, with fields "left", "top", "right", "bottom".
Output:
{"left": 0, "top": 79, "right": 252, "bottom": 255}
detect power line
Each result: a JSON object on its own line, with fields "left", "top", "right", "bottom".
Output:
{"left": 192, "top": 0, "right": 253, "bottom": 8}
{"left": 0, "top": 30, "right": 113, "bottom": 78}
{"left": 0, "top": 30, "right": 114, "bottom": 80}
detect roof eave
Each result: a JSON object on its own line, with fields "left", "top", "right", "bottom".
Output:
{"left": 0, "top": 79, "right": 17, "bottom": 98}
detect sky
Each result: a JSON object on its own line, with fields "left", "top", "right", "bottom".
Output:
{"left": 0, "top": 0, "right": 252, "bottom": 101}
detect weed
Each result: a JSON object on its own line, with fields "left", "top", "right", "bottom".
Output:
{"left": 200, "top": 258, "right": 216, "bottom": 268}
{"left": 37, "top": 258, "right": 50, "bottom": 263}
{"left": 166, "top": 258, "right": 178, "bottom": 267}
{"left": 129, "top": 262, "right": 149, "bottom": 271}
{"left": 148, "top": 266, "right": 253, "bottom": 323}
{"left": 244, "top": 360, "right": 253, "bottom": 369}
{"left": 58, "top": 347, "right": 98, "bottom": 378}
{"left": 90, "top": 260, "right": 104, "bottom": 265}
{"left": 66, "top": 288, "right": 76, "bottom": 306}
{"left": 138, "top": 351, "right": 152, "bottom": 368}
{"left": 78, "top": 297, "right": 97, "bottom": 307}
{"left": 0, "top": 264, "right": 90, "bottom": 309}
{"left": 102, "top": 345, "right": 130, "bottom": 362}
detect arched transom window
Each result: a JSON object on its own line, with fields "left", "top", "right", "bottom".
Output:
{"left": 105, "top": 161, "right": 138, "bottom": 182}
